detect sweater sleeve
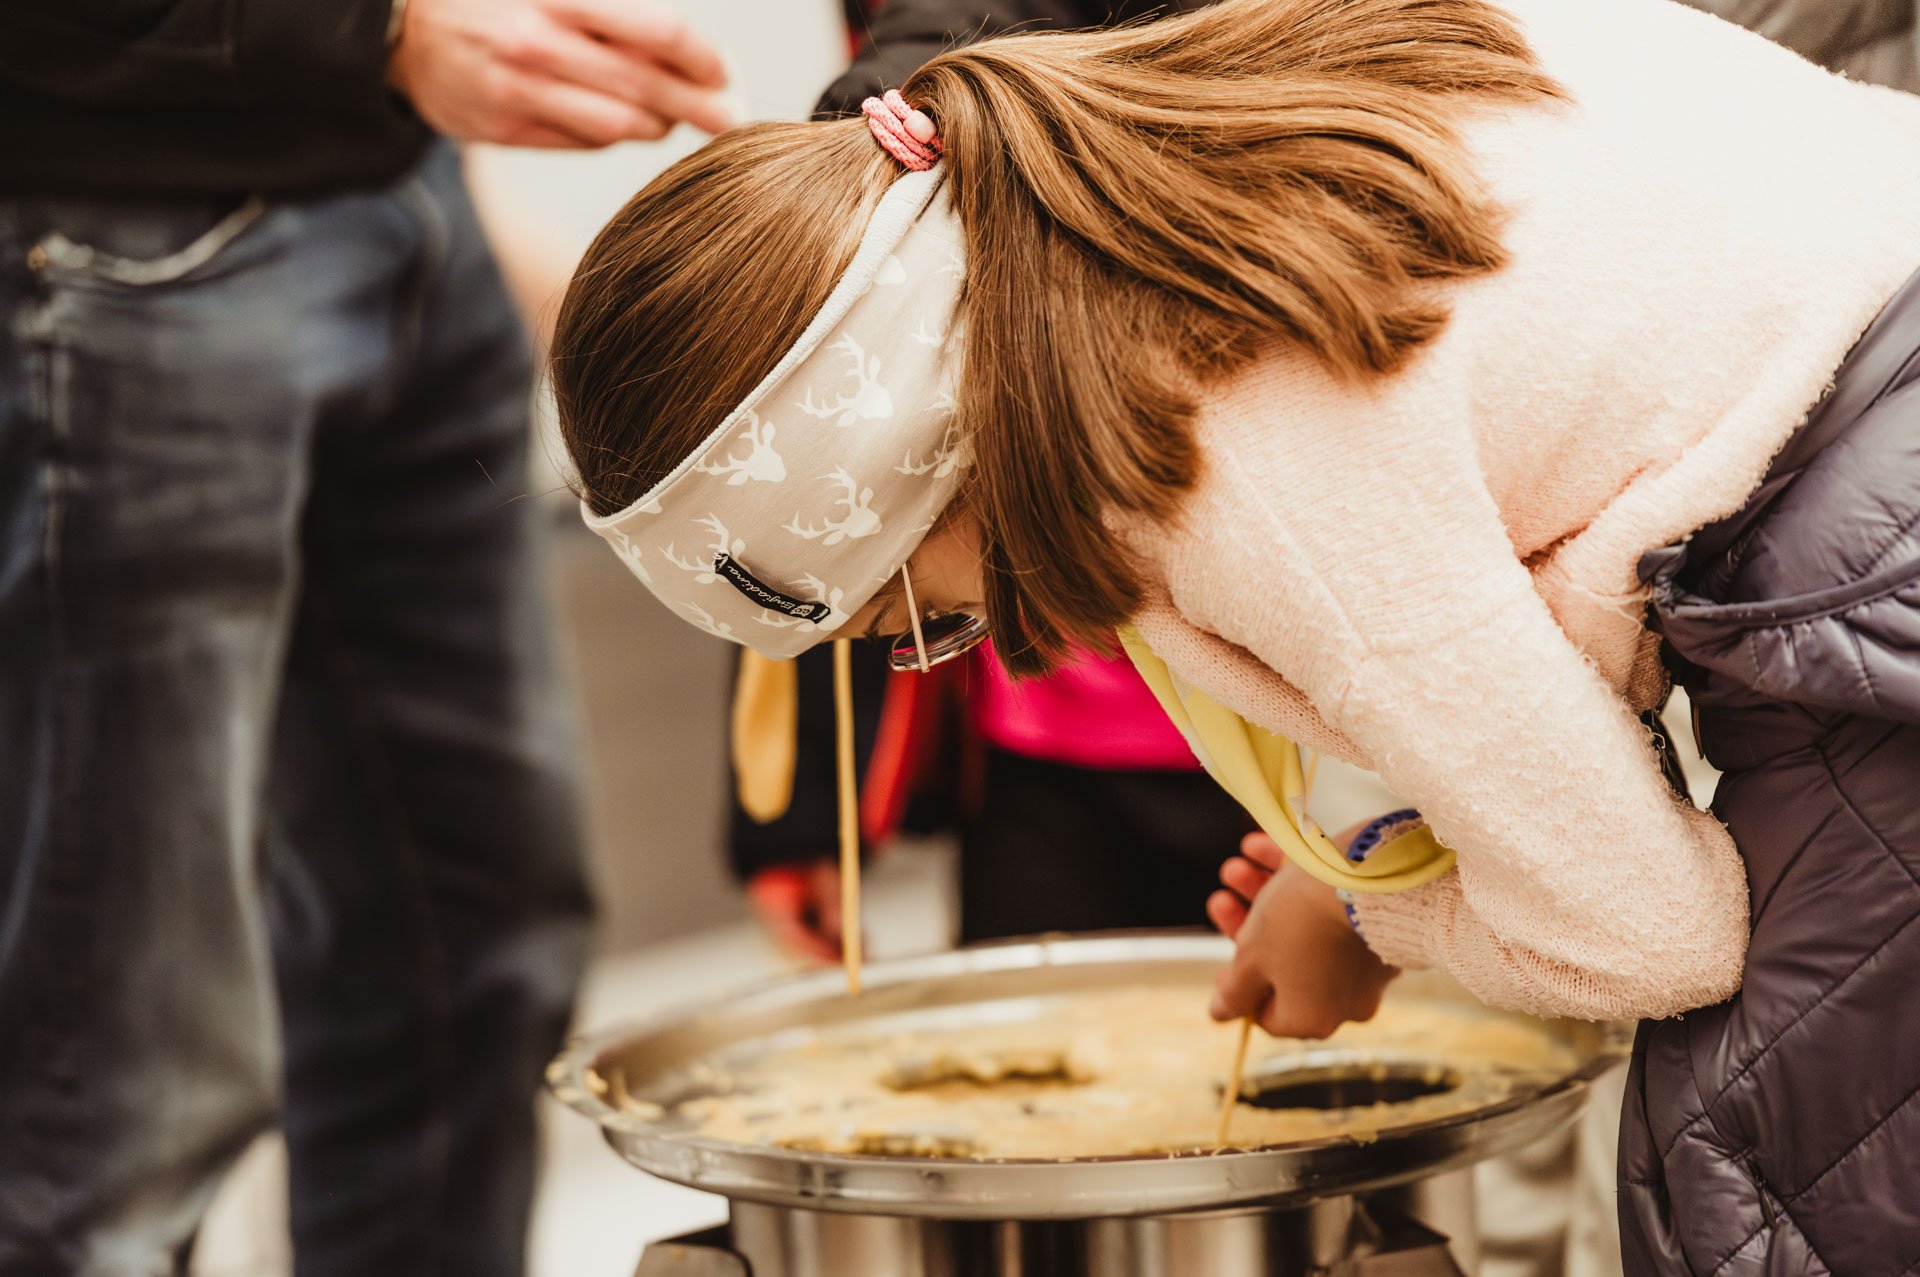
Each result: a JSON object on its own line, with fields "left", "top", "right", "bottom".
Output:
{"left": 1, "top": 0, "right": 398, "bottom": 111}
{"left": 1167, "top": 389, "right": 1750, "bottom": 1022}
{"left": 1333, "top": 598, "right": 1750, "bottom": 1021}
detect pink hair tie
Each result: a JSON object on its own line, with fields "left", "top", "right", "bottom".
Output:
{"left": 862, "top": 89, "right": 942, "bottom": 171}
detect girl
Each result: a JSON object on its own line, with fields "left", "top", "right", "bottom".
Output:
{"left": 547, "top": 0, "right": 1920, "bottom": 1267}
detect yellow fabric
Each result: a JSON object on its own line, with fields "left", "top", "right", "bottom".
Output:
{"left": 731, "top": 651, "right": 798, "bottom": 824}
{"left": 1116, "top": 626, "right": 1454, "bottom": 895}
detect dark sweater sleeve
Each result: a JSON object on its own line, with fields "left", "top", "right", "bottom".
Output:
{"left": 817, "top": 0, "right": 1218, "bottom": 117}
{"left": 0, "top": 0, "right": 398, "bottom": 112}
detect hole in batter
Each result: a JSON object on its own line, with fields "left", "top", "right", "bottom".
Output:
{"left": 1239, "top": 1061, "right": 1462, "bottom": 1111}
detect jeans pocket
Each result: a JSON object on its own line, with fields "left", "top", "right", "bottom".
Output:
{"left": 26, "top": 197, "right": 275, "bottom": 288}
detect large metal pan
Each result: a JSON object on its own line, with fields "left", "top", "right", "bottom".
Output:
{"left": 547, "top": 931, "right": 1626, "bottom": 1221}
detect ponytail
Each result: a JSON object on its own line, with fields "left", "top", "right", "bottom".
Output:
{"left": 905, "top": 0, "right": 1558, "bottom": 671}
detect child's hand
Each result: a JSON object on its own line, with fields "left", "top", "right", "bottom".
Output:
{"left": 1205, "top": 831, "right": 1286, "bottom": 938}
{"left": 1207, "top": 833, "right": 1398, "bottom": 1039}
{"left": 746, "top": 861, "right": 843, "bottom": 964}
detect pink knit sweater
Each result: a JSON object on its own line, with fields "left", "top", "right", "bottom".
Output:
{"left": 1120, "top": 0, "right": 1920, "bottom": 1021}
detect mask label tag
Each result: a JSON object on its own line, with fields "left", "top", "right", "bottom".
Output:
{"left": 715, "top": 554, "right": 832, "bottom": 624}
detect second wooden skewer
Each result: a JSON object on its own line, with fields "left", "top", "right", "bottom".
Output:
{"left": 1215, "top": 1016, "right": 1254, "bottom": 1149}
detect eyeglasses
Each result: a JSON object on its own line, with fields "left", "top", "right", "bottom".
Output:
{"left": 887, "top": 609, "right": 991, "bottom": 672}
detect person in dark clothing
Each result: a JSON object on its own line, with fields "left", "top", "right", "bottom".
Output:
{"left": 0, "top": 4, "right": 733, "bottom": 1274}
{"left": 1624, "top": 270, "right": 1920, "bottom": 1276}
{"left": 731, "top": 638, "right": 1254, "bottom": 956}
{"left": 733, "top": 0, "right": 1238, "bottom": 959}
{"left": 817, "top": 0, "right": 1217, "bottom": 115}
{"left": 1613, "top": 7, "right": 1920, "bottom": 1271}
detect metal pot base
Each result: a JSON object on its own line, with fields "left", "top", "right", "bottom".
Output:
{"left": 636, "top": 1171, "right": 1476, "bottom": 1277}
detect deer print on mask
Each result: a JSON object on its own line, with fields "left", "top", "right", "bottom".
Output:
{"left": 680, "top": 600, "right": 736, "bottom": 640}
{"left": 911, "top": 315, "right": 947, "bottom": 348}
{"left": 786, "top": 468, "right": 882, "bottom": 546}
{"left": 692, "top": 413, "right": 785, "bottom": 485}
{"left": 897, "top": 390, "right": 967, "bottom": 479}
{"left": 661, "top": 514, "right": 746, "bottom": 581}
{"left": 799, "top": 335, "right": 893, "bottom": 428}
{"left": 604, "top": 525, "right": 654, "bottom": 586}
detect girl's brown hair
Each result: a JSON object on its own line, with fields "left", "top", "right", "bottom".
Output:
{"left": 552, "top": 0, "right": 1558, "bottom": 674}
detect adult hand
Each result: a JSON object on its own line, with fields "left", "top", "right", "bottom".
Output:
{"left": 747, "top": 861, "right": 843, "bottom": 965}
{"left": 387, "top": 0, "right": 739, "bottom": 148}
{"left": 1207, "top": 832, "right": 1398, "bottom": 1040}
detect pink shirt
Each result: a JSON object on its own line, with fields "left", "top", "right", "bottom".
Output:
{"left": 970, "top": 642, "right": 1200, "bottom": 772}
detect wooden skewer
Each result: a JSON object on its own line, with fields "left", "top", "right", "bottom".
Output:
{"left": 833, "top": 638, "right": 863, "bottom": 997}
{"left": 1215, "top": 1016, "right": 1254, "bottom": 1150}
{"left": 899, "top": 563, "right": 932, "bottom": 673}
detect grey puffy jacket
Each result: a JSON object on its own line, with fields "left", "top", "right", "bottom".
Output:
{"left": 1617, "top": 10, "right": 1920, "bottom": 1269}
{"left": 1624, "top": 267, "right": 1920, "bottom": 1272}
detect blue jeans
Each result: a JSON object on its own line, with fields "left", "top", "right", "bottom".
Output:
{"left": 0, "top": 144, "right": 593, "bottom": 1277}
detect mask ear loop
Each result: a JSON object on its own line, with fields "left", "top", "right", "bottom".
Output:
{"left": 898, "top": 561, "right": 932, "bottom": 673}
